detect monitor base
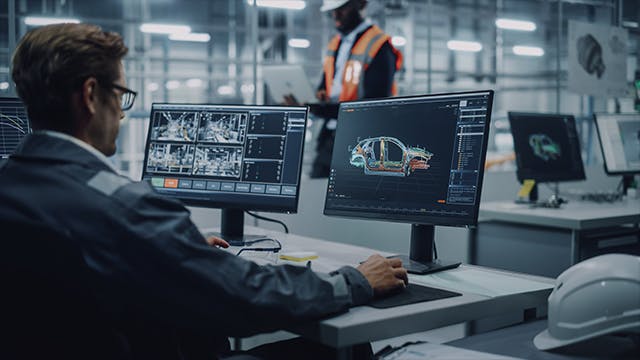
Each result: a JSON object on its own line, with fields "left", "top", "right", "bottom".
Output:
{"left": 389, "top": 255, "right": 461, "bottom": 275}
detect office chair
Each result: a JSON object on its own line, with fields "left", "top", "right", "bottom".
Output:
{"left": 0, "top": 219, "right": 127, "bottom": 360}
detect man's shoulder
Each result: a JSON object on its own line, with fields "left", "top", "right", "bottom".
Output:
{"left": 85, "top": 170, "right": 164, "bottom": 208}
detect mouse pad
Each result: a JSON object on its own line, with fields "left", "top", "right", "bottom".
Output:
{"left": 368, "top": 283, "right": 462, "bottom": 309}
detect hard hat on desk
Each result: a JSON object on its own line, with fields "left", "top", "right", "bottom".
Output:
{"left": 533, "top": 254, "right": 640, "bottom": 350}
{"left": 320, "top": 0, "right": 351, "bottom": 11}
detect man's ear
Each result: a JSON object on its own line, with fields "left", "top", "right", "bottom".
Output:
{"left": 81, "top": 77, "right": 99, "bottom": 116}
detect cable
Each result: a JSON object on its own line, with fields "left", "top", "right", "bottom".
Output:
{"left": 235, "top": 238, "right": 282, "bottom": 257}
{"left": 245, "top": 211, "right": 289, "bottom": 234}
{"left": 433, "top": 239, "right": 438, "bottom": 260}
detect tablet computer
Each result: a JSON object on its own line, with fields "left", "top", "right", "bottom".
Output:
{"left": 263, "top": 65, "right": 317, "bottom": 104}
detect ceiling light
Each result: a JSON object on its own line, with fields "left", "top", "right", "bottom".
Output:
{"left": 169, "top": 32, "right": 211, "bottom": 42}
{"left": 24, "top": 16, "right": 80, "bottom": 26}
{"left": 447, "top": 40, "right": 482, "bottom": 52}
{"left": 165, "top": 80, "right": 181, "bottom": 90}
{"left": 495, "top": 18, "right": 536, "bottom": 31}
{"left": 513, "top": 45, "right": 544, "bottom": 57}
{"left": 288, "top": 38, "right": 310, "bottom": 48}
{"left": 391, "top": 36, "right": 407, "bottom": 47}
{"left": 140, "top": 23, "right": 191, "bottom": 35}
{"left": 0, "top": 82, "right": 9, "bottom": 90}
{"left": 186, "top": 78, "right": 204, "bottom": 88}
{"left": 217, "top": 85, "right": 236, "bottom": 96}
{"left": 247, "top": 0, "right": 306, "bottom": 10}
{"left": 241, "top": 83, "right": 255, "bottom": 94}
{"left": 147, "top": 82, "right": 159, "bottom": 92}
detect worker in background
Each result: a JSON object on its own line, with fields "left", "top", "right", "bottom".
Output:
{"left": 288, "top": 0, "right": 403, "bottom": 178}
{"left": 1, "top": 23, "right": 407, "bottom": 360}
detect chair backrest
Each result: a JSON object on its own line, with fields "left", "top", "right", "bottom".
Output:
{"left": 0, "top": 220, "right": 128, "bottom": 359}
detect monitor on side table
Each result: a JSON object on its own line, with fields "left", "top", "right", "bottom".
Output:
{"left": 594, "top": 113, "right": 640, "bottom": 195}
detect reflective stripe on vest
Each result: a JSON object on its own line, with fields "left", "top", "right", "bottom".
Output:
{"left": 323, "top": 25, "right": 403, "bottom": 102}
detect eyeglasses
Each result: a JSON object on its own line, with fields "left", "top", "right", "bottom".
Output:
{"left": 110, "top": 83, "right": 137, "bottom": 111}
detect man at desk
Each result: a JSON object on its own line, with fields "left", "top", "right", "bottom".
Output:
{"left": 0, "top": 23, "right": 407, "bottom": 359}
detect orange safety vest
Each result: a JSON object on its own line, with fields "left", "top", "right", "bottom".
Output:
{"left": 323, "top": 25, "right": 403, "bottom": 102}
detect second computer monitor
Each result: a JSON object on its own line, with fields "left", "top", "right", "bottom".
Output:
{"left": 324, "top": 91, "right": 493, "bottom": 273}
{"left": 508, "top": 112, "right": 585, "bottom": 183}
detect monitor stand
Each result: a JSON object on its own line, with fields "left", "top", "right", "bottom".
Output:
{"left": 621, "top": 175, "right": 635, "bottom": 196}
{"left": 390, "top": 224, "right": 461, "bottom": 275}
{"left": 207, "top": 208, "right": 265, "bottom": 247}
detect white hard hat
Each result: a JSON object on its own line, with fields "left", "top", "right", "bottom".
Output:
{"left": 320, "top": 0, "right": 350, "bottom": 12}
{"left": 533, "top": 253, "right": 640, "bottom": 350}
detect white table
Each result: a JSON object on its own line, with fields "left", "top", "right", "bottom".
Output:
{"left": 470, "top": 200, "right": 640, "bottom": 277}
{"left": 218, "top": 226, "right": 555, "bottom": 359}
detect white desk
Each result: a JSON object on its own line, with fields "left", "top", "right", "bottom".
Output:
{"left": 221, "top": 226, "right": 554, "bottom": 358}
{"left": 471, "top": 200, "right": 640, "bottom": 277}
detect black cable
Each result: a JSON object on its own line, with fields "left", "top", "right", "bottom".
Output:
{"left": 236, "top": 238, "right": 282, "bottom": 256}
{"left": 433, "top": 239, "right": 438, "bottom": 260}
{"left": 245, "top": 211, "right": 289, "bottom": 234}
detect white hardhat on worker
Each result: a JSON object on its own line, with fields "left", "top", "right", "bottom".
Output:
{"left": 321, "top": 0, "right": 351, "bottom": 12}
{"left": 534, "top": 253, "right": 640, "bottom": 350}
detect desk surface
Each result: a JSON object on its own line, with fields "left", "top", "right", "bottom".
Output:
{"left": 479, "top": 200, "right": 640, "bottom": 230}
{"left": 227, "top": 226, "right": 555, "bottom": 349}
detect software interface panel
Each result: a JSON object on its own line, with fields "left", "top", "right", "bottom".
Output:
{"left": 509, "top": 113, "right": 585, "bottom": 183}
{"left": 0, "top": 97, "right": 30, "bottom": 159}
{"left": 142, "top": 103, "right": 307, "bottom": 211}
{"left": 595, "top": 114, "right": 640, "bottom": 174}
{"left": 325, "top": 92, "right": 492, "bottom": 226}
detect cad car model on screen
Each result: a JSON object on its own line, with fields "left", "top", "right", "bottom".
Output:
{"left": 349, "top": 136, "right": 433, "bottom": 177}
{"left": 529, "top": 134, "right": 561, "bottom": 161}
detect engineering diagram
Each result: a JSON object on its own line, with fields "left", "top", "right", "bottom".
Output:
{"left": 146, "top": 143, "right": 195, "bottom": 174}
{"left": 150, "top": 111, "right": 198, "bottom": 141}
{"left": 0, "top": 101, "right": 30, "bottom": 158}
{"left": 193, "top": 146, "right": 242, "bottom": 178}
{"left": 197, "top": 112, "right": 246, "bottom": 144}
{"left": 528, "top": 134, "right": 561, "bottom": 161}
{"left": 349, "top": 136, "right": 433, "bottom": 177}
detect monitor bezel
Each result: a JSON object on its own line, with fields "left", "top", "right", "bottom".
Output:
{"left": 593, "top": 113, "right": 640, "bottom": 176}
{"left": 323, "top": 90, "right": 494, "bottom": 228}
{"left": 141, "top": 102, "right": 309, "bottom": 213}
{"left": 508, "top": 111, "right": 586, "bottom": 183}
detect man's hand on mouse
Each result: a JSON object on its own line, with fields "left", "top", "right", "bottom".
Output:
{"left": 357, "top": 254, "right": 408, "bottom": 296}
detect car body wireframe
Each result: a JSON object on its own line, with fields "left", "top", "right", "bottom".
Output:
{"left": 349, "top": 136, "right": 433, "bottom": 177}
{"left": 528, "top": 134, "right": 561, "bottom": 161}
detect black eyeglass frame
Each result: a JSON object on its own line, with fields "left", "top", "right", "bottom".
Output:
{"left": 110, "top": 83, "right": 137, "bottom": 111}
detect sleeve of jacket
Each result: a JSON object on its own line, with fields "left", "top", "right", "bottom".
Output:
{"left": 83, "top": 180, "right": 373, "bottom": 337}
{"left": 363, "top": 41, "right": 397, "bottom": 99}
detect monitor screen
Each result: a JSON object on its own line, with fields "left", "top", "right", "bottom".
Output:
{"left": 508, "top": 112, "right": 585, "bottom": 183}
{"left": 0, "top": 97, "right": 30, "bottom": 159}
{"left": 141, "top": 103, "right": 308, "bottom": 213}
{"left": 594, "top": 113, "right": 640, "bottom": 175}
{"left": 324, "top": 91, "right": 493, "bottom": 228}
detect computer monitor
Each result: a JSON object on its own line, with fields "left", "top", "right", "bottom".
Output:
{"left": 324, "top": 90, "right": 494, "bottom": 274}
{"left": 594, "top": 113, "right": 640, "bottom": 194}
{"left": 0, "top": 97, "right": 30, "bottom": 160}
{"left": 141, "top": 103, "right": 308, "bottom": 245}
{"left": 508, "top": 112, "right": 585, "bottom": 201}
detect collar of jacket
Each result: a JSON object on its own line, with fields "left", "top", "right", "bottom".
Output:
{"left": 10, "top": 133, "right": 116, "bottom": 173}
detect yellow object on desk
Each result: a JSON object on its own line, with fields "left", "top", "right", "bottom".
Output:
{"left": 279, "top": 251, "right": 319, "bottom": 262}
